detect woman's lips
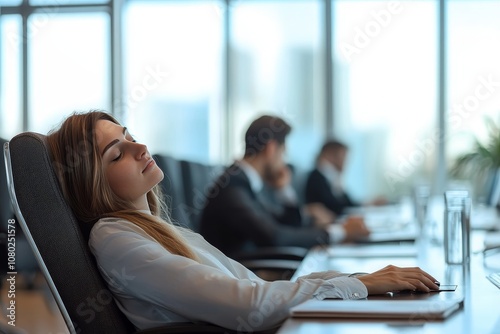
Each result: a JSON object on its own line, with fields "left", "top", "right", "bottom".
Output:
{"left": 142, "top": 159, "right": 155, "bottom": 173}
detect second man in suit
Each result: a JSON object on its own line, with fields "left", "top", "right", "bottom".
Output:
{"left": 305, "top": 140, "right": 387, "bottom": 216}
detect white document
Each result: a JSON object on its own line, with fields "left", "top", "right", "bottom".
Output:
{"left": 362, "top": 227, "right": 419, "bottom": 243}
{"left": 290, "top": 299, "right": 461, "bottom": 320}
{"left": 345, "top": 206, "right": 419, "bottom": 243}
{"left": 327, "top": 244, "right": 417, "bottom": 258}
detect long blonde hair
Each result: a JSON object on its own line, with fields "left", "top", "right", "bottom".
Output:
{"left": 47, "top": 110, "right": 197, "bottom": 260}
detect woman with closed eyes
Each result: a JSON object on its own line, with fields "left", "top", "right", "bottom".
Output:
{"left": 47, "top": 110, "right": 439, "bottom": 332}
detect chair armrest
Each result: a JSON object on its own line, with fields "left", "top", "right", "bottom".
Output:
{"left": 238, "top": 259, "right": 301, "bottom": 272}
{"left": 239, "top": 259, "right": 301, "bottom": 281}
{"left": 231, "top": 246, "right": 308, "bottom": 262}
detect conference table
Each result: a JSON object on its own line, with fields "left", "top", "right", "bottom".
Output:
{"left": 278, "top": 203, "right": 500, "bottom": 334}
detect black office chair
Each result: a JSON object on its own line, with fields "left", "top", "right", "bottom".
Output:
{"left": 179, "top": 160, "right": 222, "bottom": 233}
{"left": 153, "top": 154, "right": 305, "bottom": 280}
{"left": 288, "top": 164, "right": 309, "bottom": 208}
{"left": 0, "top": 137, "right": 9, "bottom": 296}
{"left": 0, "top": 137, "right": 39, "bottom": 289}
{"left": 153, "top": 154, "right": 192, "bottom": 229}
{"left": 4, "top": 132, "right": 242, "bottom": 334}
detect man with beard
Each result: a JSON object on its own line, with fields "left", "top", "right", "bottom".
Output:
{"left": 200, "top": 115, "right": 369, "bottom": 258}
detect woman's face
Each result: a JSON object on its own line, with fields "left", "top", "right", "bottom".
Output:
{"left": 95, "top": 120, "right": 164, "bottom": 210}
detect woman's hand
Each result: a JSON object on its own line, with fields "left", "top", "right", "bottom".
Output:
{"left": 356, "top": 265, "right": 439, "bottom": 295}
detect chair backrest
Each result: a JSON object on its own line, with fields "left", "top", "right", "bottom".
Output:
{"left": 288, "top": 164, "right": 309, "bottom": 207}
{"left": 153, "top": 154, "right": 191, "bottom": 228}
{"left": 4, "top": 132, "right": 134, "bottom": 334}
{"left": 180, "top": 160, "right": 222, "bottom": 232}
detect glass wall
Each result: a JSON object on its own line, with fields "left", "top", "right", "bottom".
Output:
{"left": 446, "top": 3, "right": 500, "bottom": 161}
{"left": 28, "top": 12, "right": 110, "bottom": 133}
{"left": 0, "top": 14, "right": 22, "bottom": 139}
{"left": 123, "top": 1, "right": 223, "bottom": 163}
{"left": 1, "top": 0, "right": 499, "bottom": 201}
{"left": 333, "top": 0, "right": 438, "bottom": 200}
{"left": 230, "top": 0, "right": 325, "bottom": 169}
{"left": 0, "top": 0, "right": 22, "bottom": 5}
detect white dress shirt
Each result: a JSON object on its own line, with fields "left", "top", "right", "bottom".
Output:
{"left": 237, "top": 160, "right": 264, "bottom": 194}
{"left": 237, "top": 160, "right": 298, "bottom": 204}
{"left": 89, "top": 216, "right": 368, "bottom": 331}
{"left": 318, "top": 160, "right": 344, "bottom": 197}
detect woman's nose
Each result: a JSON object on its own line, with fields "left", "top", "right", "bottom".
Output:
{"left": 133, "top": 142, "right": 148, "bottom": 159}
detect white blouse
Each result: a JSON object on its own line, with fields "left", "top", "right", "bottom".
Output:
{"left": 89, "top": 217, "right": 367, "bottom": 331}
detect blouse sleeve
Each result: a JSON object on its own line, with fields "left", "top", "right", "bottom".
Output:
{"left": 89, "top": 220, "right": 367, "bottom": 331}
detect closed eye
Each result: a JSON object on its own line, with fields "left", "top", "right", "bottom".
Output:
{"left": 112, "top": 153, "right": 122, "bottom": 162}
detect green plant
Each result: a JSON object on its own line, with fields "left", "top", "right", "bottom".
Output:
{"left": 450, "top": 117, "right": 500, "bottom": 180}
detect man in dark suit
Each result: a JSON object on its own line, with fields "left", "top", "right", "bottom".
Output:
{"left": 305, "top": 140, "right": 386, "bottom": 216}
{"left": 200, "top": 116, "right": 369, "bottom": 258}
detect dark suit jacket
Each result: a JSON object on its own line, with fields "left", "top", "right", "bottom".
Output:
{"left": 305, "top": 168, "right": 358, "bottom": 216}
{"left": 200, "top": 164, "right": 329, "bottom": 257}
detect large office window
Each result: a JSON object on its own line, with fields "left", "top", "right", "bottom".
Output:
{"left": 445, "top": 1, "right": 500, "bottom": 201}
{"left": 29, "top": 0, "right": 109, "bottom": 4}
{"left": 230, "top": 0, "right": 325, "bottom": 168}
{"left": 333, "top": 1, "right": 438, "bottom": 200}
{"left": 1, "top": 0, "right": 499, "bottom": 201}
{"left": 446, "top": 1, "right": 500, "bottom": 160}
{"left": 0, "top": 0, "right": 22, "bottom": 5}
{"left": 28, "top": 12, "right": 110, "bottom": 133}
{"left": 123, "top": 1, "right": 224, "bottom": 163}
{"left": 0, "top": 14, "right": 22, "bottom": 139}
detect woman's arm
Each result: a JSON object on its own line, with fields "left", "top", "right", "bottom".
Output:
{"left": 90, "top": 220, "right": 367, "bottom": 331}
